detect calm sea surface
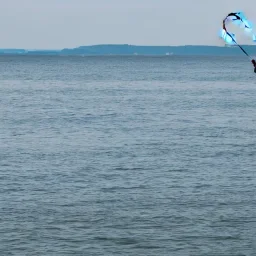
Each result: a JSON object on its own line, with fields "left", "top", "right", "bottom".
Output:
{"left": 1, "top": 55, "right": 256, "bottom": 255}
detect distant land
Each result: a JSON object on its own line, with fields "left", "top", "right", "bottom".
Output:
{"left": 0, "top": 44, "right": 256, "bottom": 56}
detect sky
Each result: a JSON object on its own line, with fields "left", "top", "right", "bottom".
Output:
{"left": 0, "top": 0, "right": 256, "bottom": 49}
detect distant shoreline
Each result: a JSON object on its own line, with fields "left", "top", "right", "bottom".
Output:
{"left": 0, "top": 44, "right": 255, "bottom": 56}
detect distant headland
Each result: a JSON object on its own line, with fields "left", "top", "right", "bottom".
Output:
{"left": 0, "top": 44, "right": 255, "bottom": 56}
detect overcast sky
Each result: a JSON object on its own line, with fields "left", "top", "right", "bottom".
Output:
{"left": 0, "top": 0, "right": 255, "bottom": 49}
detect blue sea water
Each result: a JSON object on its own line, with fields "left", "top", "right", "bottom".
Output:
{"left": 0, "top": 55, "right": 256, "bottom": 255}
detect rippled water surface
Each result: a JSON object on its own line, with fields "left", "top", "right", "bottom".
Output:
{"left": 1, "top": 55, "right": 256, "bottom": 255}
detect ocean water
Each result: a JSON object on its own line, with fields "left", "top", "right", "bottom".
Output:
{"left": 1, "top": 55, "right": 256, "bottom": 256}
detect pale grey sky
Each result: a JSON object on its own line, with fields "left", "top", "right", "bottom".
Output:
{"left": 0, "top": 0, "right": 255, "bottom": 49}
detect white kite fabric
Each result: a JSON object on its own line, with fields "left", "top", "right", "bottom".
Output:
{"left": 220, "top": 11, "right": 256, "bottom": 45}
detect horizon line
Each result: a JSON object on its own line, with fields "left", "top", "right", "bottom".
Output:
{"left": 1, "top": 44, "right": 255, "bottom": 51}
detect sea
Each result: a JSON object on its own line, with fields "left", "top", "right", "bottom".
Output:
{"left": 0, "top": 55, "right": 256, "bottom": 256}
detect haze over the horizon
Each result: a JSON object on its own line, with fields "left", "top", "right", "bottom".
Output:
{"left": 0, "top": 0, "right": 255, "bottom": 49}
